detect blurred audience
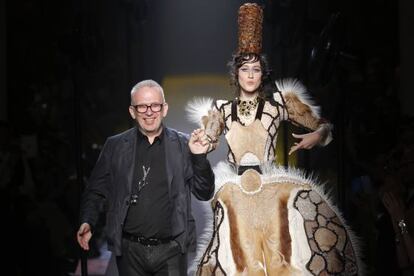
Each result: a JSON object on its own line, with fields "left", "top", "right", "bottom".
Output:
{"left": 347, "top": 116, "right": 414, "bottom": 275}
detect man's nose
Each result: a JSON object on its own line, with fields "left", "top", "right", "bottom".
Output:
{"left": 145, "top": 107, "right": 154, "bottom": 115}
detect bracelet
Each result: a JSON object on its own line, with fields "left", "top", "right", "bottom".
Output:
{"left": 398, "top": 219, "right": 408, "bottom": 235}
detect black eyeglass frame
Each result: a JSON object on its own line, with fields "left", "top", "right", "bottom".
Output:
{"left": 130, "top": 103, "right": 165, "bottom": 113}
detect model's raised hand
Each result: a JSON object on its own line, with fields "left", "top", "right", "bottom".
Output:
{"left": 289, "top": 131, "right": 322, "bottom": 155}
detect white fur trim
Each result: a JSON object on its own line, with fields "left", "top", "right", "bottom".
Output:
{"left": 288, "top": 188, "right": 313, "bottom": 275}
{"left": 185, "top": 97, "right": 214, "bottom": 127}
{"left": 216, "top": 200, "right": 237, "bottom": 274}
{"left": 275, "top": 78, "right": 321, "bottom": 118}
{"left": 190, "top": 201, "right": 213, "bottom": 272}
{"left": 212, "top": 161, "right": 320, "bottom": 192}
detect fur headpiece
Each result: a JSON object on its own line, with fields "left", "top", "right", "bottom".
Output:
{"left": 237, "top": 3, "right": 263, "bottom": 54}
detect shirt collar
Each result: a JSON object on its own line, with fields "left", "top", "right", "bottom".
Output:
{"left": 136, "top": 126, "right": 165, "bottom": 144}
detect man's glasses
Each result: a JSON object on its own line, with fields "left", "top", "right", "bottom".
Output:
{"left": 131, "top": 103, "right": 164, "bottom": 113}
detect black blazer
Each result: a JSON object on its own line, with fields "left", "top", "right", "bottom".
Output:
{"left": 80, "top": 127, "right": 215, "bottom": 255}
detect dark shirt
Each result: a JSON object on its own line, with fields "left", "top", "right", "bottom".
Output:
{"left": 123, "top": 128, "right": 171, "bottom": 238}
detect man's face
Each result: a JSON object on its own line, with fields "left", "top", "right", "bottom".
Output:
{"left": 129, "top": 86, "right": 168, "bottom": 137}
{"left": 238, "top": 60, "right": 262, "bottom": 95}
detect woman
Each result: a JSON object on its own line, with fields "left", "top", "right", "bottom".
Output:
{"left": 207, "top": 53, "right": 332, "bottom": 169}
{"left": 187, "top": 3, "right": 362, "bottom": 275}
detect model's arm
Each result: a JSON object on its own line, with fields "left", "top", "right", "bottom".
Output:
{"left": 274, "top": 79, "right": 333, "bottom": 155}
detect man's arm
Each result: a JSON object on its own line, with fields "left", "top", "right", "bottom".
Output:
{"left": 187, "top": 129, "right": 215, "bottom": 201}
{"left": 78, "top": 138, "right": 112, "bottom": 239}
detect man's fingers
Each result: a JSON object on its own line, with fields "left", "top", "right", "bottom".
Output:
{"left": 78, "top": 233, "right": 90, "bottom": 250}
{"left": 78, "top": 223, "right": 90, "bottom": 235}
{"left": 201, "top": 135, "right": 210, "bottom": 144}
{"left": 80, "top": 241, "right": 89, "bottom": 251}
{"left": 77, "top": 223, "right": 92, "bottom": 251}
{"left": 191, "top": 129, "right": 205, "bottom": 140}
{"left": 191, "top": 129, "right": 210, "bottom": 145}
{"left": 197, "top": 129, "right": 205, "bottom": 135}
{"left": 192, "top": 128, "right": 204, "bottom": 136}
{"left": 77, "top": 236, "right": 88, "bottom": 250}
{"left": 83, "top": 241, "right": 90, "bottom": 250}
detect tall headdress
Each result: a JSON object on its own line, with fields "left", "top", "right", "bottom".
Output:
{"left": 237, "top": 3, "right": 264, "bottom": 55}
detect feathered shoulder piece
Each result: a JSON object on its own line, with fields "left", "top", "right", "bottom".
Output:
{"left": 185, "top": 97, "right": 214, "bottom": 127}
{"left": 186, "top": 97, "right": 225, "bottom": 147}
{"left": 274, "top": 78, "right": 321, "bottom": 119}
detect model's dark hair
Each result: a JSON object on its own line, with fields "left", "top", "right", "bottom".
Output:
{"left": 228, "top": 53, "right": 271, "bottom": 98}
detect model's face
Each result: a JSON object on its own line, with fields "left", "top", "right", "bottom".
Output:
{"left": 238, "top": 60, "right": 262, "bottom": 97}
{"left": 129, "top": 86, "right": 168, "bottom": 138}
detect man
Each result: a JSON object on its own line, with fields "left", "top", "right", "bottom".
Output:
{"left": 77, "top": 79, "right": 215, "bottom": 275}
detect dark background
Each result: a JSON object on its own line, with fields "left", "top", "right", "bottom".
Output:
{"left": 1, "top": 0, "right": 414, "bottom": 275}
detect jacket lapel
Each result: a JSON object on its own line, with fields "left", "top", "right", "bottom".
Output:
{"left": 120, "top": 128, "right": 137, "bottom": 194}
{"left": 164, "top": 128, "right": 178, "bottom": 191}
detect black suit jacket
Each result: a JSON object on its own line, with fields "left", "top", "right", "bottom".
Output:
{"left": 80, "top": 127, "right": 215, "bottom": 255}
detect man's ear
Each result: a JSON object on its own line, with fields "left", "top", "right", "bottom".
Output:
{"left": 129, "top": 106, "right": 136, "bottom": 119}
{"left": 162, "top": 103, "right": 169, "bottom": 117}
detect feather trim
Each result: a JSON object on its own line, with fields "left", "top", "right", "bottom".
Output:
{"left": 213, "top": 161, "right": 320, "bottom": 193}
{"left": 275, "top": 78, "right": 321, "bottom": 118}
{"left": 185, "top": 97, "right": 214, "bottom": 127}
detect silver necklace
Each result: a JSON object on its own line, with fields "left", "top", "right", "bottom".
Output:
{"left": 138, "top": 165, "right": 151, "bottom": 191}
{"left": 130, "top": 165, "right": 151, "bottom": 205}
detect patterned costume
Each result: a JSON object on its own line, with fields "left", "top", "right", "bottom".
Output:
{"left": 187, "top": 80, "right": 361, "bottom": 276}
{"left": 186, "top": 3, "right": 363, "bottom": 275}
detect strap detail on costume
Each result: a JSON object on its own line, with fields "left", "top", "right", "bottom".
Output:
{"left": 255, "top": 98, "right": 265, "bottom": 120}
{"left": 231, "top": 99, "right": 238, "bottom": 122}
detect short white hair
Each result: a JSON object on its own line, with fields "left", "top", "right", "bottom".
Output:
{"left": 130, "top": 79, "right": 165, "bottom": 104}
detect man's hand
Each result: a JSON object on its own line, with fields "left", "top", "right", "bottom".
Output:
{"left": 189, "top": 128, "right": 210, "bottom": 154}
{"left": 289, "top": 130, "right": 322, "bottom": 155}
{"left": 77, "top": 222, "right": 92, "bottom": 251}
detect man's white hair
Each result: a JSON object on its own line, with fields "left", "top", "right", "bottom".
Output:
{"left": 130, "top": 79, "right": 165, "bottom": 104}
